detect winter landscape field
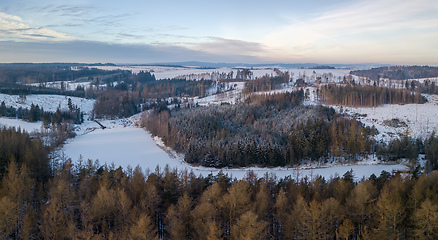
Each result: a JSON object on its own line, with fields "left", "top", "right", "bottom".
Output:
{"left": 2, "top": 66, "right": 433, "bottom": 181}
{"left": 2, "top": 0, "right": 438, "bottom": 238}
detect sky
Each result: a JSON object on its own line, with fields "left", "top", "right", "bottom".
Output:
{"left": 0, "top": 0, "right": 437, "bottom": 65}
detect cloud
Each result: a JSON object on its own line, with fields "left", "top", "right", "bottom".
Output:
{"left": 189, "top": 37, "right": 266, "bottom": 57}
{"left": 0, "top": 40, "right": 262, "bottom": 64}
{"left": 0, "top": 12, "right": 22, "bottom": 21}
{"left": 0, "top": 11, "right": 76, "bottom": 41}
{"left": 262, "top": 0, "right": 438, "bottom": 63}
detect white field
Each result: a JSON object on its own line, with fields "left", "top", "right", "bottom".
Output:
{"left": 0, "top": 118, "right": 43, "bottom": 132}
{"left": 0, "top": 93, "right": 95, "bottom": 115}
{"left": 27, "top": 81, "right": 90, "bottom": 92}
{"left": 95, "top": 65, "right": 354, "bottom": 81}
{"left": 342, "top": 95, "right": 438, "bottom": 142}
{"left": 0, "top": 93, "right": 95, "bottom": 134}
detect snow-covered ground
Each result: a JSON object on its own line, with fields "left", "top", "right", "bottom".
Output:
{"left": 195, "top": 82, "right": 245, "bottom": 106}
{"left": 27, "top": 81, "right": 89, "bottom": 92}
{"left": 0, "top": 118, "right": 42, "bottom": 132}
{"left": 0, "top": 93, "right": 95, "bottom": 115}
{"left": 339, "top": 94, "right": 438, "bottom": 142}
{"left": 0, "top": 93, "right": 95, "bottom": 133}
{"left": 95, "top": 65, "right": 354, "bottom": 81}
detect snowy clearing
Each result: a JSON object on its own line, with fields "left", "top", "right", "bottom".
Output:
{"left": 339, "top": 94, "right": 438, "bottom": 142}
{"left": 0, "top": 118, "right": 42, "bottom": 133}
{"left": 0, "top": 93, "right": 95, "bottom": 115}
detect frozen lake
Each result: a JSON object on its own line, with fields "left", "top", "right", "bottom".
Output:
{"left": 62, "top": 126, "right": 408, "bottom": 181}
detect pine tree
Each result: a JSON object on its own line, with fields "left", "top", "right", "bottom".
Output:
{"left": 319, "top": 198, "right": 341, "bottom": 239}
{"left": 274, "top": 187, "right": 291, "bottom": 238}
{"left": 252, "top": 182, "right": 271, "bottom": 218}
{"left": 20, "top": 205, "right": 38, "bottom": 240}
{"left": 345, "top": 180, "right": 377, "bottom": 237}
{"left": 130, "top": 214, "right": 158, "bottom": 240}
{"left": 40, "top": 176, "right": 76, "bottom": 239}
{"left": 230, "top": 211, "right": 267, "bottom": 240}
{"left": 376, "top": 176, "right": 406, "bottom": 239}
{"left": 337, "top": 219, "right": 354, "bottom": 240}
{"left": 0, "top": 161, "right": 34, "bottom": 238}
{"left": 292, "top": 194, "right": 310, "bottom": 239}
{"left": 413, "top": 198, "right": 438, "bottom": 239}
{"left": 90, "top": 186, "right": 118, "bottom": 237}
{"left": 206, "top": 220, "right": 222, "bottom": 240}
{"left": 166, "top": 192, "right": 193, "bottom": 240}
{"left": 220, "top": 180, "right": 251, "bottom": 236}
{"left": 0, "top": 196, "right": 18, "bottom": 239}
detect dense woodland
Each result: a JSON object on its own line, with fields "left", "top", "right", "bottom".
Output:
{"left": 0, "top": 64, "right": 127, "bottom": 84}
{"left": 135, "top": 79, "right": 212, "bottom": 100}
{"left": 143, "top": 91, "right": 380, "bottom": 167}
{"left": 1, "top": 147, "right": 438, "bottom": 239}
{"left": 350, "top": 65, "right": 438, "bottom": 81}
{"left": 243, "top": 72, "right": 291, "bottom": 94}
{"left": 319, "top": 84, "right": 427, "bottom": 107}
{"left": 0, "top": 127, "right": 50, "bottom": 182}
{"left": 93, "top": 79, "right": 212, "bottom": 118}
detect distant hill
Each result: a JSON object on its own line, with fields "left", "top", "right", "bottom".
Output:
{"left": 136, "top": 61, "right": 388, "bottom": 69}
{"left": 0, "top": 61, "right": 390, "bottom": 70}
{"left": 309, "top": 65, "right": 335, "bottom": 69}
{"left": 350, "top": 66, "right": 438, "bottom": 80}
{"left": 0, "top": 62, "right": 116, "bottom": 68}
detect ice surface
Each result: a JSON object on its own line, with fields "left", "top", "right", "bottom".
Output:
{"left": 62, "top": 125, "right": 407, "bottom": 181}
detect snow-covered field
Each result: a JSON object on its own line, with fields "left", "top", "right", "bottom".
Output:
{"left": 27, "top": 81, "right": 89, "bottom": 92}
{"left": 195, "top": 82, "right": 245, "bottom": 106}
{"left": 0, "top": 93, "right": 95, "bottom": 133}
{"left": 0, "top": 93, "right": 95, "bottom": 115}
{"left": 340, "top": 94, "right": 438, "bottom": 142}
{"left": 95, "top": 65, "right": 354, "bottom": 81}
{"left": 0, "top": 118, "right": 42, "bottom": 132}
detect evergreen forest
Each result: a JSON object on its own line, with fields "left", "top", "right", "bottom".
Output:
{"left": 319, "top": 84, "right": 427, "bottom": 107}
{"left": 350, "top": 65, "right": 438, "bottom": 81}
{"left": 143, "top": 91, "right": 381, "bottom": 167}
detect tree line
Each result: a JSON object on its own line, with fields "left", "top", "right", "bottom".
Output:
{"left": 137, "top": 79, "right": 212, "bottom": 100}
{"left": 242, "top": 72, "right": 290, "bottom": 94}
{"left": 93, "top": 79, "right": 213, "bottom": 119}
{"left": 1, "top": 153, "right": 438, "bottom": 239}
{"left": 374, "top": 133, "right": 438, "bottom": 173}
{"left": 319, "top": 84, "right": 427, "bottom": 107}
{"left": 288, "top": 117, "right": 376, "bottom": 164}
{"left": 350, "top": 65, "right": 438, "bottom": 81}
{"left": 0, "top": 64, "right": 128, "bottom": 84}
